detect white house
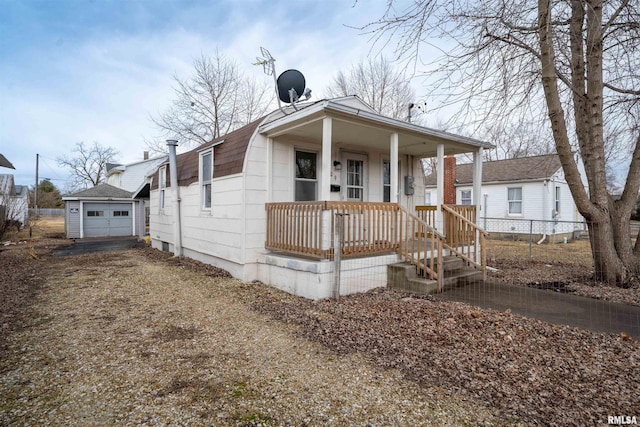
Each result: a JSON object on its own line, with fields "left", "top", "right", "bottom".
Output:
{"left": 149, "top": 96, "right": 493, "bottom": 299}
{"left": 0, "top": 174, "right": 29, "bottom": 228}
{"left": 425, "top": 154, "right": 585, "bottom": 242}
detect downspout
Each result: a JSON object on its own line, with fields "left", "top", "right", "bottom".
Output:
{"left": 167, "top": 140, "right": 183, "bottom": 257}
{"left": 537, "top": 179, "right": 548, "bottom": 245}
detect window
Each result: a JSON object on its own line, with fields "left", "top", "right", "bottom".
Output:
{"left": 508, "top": 187, "right": 522, "bottom": 214}
{"left": 201, "top": 151, "right": 213, "bottom": 209}
{"left": 383, "top": 160, "right": 391, "bottom": 202}
{"left": 159, "top": 166, "right": 166, "bottom": 210}
{"left": 346, "top": 159, "right": 364, "bottom": 201}
{"left": 555, "top": 186, "right": 561, "bottom": 216}
{"left": 424, "top": 191, "right": 432, "bottom": 205}
{"left": 113, "top": 210, "right": 129, "bottom": 217}
{"left": 87, "top": 210, "right": 104, "bottom": 217}
{"left": 461, "top": 190, "right": 472, "bottom": 205}
{"left": 295, "top": 150, "right": 317, "bottom": 201}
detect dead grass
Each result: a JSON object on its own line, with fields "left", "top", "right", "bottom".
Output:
{"left": 486, "top": 238, "right": 592, "bottom": 266}
{"left": 3, "top": 216, "right": 66, "bottom": 241}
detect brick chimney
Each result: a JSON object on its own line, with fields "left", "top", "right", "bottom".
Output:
{"left": 444, "top": 155, "right": 456, "bottom": 205}
{"left": 143, "top": 151, "right": 149, "bottom": 160}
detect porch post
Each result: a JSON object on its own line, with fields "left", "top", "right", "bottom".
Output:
{"left": 266, "top": 137, "right": 273, "bottom": 203}
{"left": 436, "top": 143, "right": 444, "bottom": 230}
{"left": 390, "top": 132, "right": 399, "bottom": 203}
{"left": 473, "top": 147, "right": 483, "bottom": 264}
{"left": 321, "top": 117, "right": 332, "bottom": 201}
{"left": 472, "top": 147, "right": 483, "bottom": 210}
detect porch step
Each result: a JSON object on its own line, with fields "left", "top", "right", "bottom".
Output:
{"left": 387, "top": 263, "right": 439, "bottom": 295}
{"left": 387, "top": 257, "right": 483, "bottom": 295}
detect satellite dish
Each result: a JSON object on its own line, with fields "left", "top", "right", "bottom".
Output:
{"left": 277, "top": 69, "right": 306, "bottom": 104}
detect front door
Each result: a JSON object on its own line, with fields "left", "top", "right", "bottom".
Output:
{"left": 341, "top": 152, "right": 367, "bottom": 201}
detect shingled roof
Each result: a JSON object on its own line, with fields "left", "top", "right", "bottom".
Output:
{"left": 152, "top": 116, "right": 265, "bottom": 190}
{"left": 64, "top": 183, "right": 133, "bottom": 199}
{"left": 0, "top": 154, "right": 15, "bottom": 169}
{"left": 425, "top": 154, "right": 563, "bottom": 186}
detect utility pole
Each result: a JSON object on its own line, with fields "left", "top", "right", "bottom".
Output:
{"left": 34, "top": 153, "right": 39, "bottom": 219}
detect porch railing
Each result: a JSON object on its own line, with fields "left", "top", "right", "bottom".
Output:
{"left": 265, "top": 201, "right": 486, "bottom": 287}
{"left": 265, "top": 201, "right": 326, "bottom": 258}
{"left": 397, "top": 205, "right": 444, "bottom": 290}
{"left": 441, "top": 204, "right": 487, "bottom": 279}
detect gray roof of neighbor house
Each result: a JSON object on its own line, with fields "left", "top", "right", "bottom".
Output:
{"left": 425, "top": 154, "right": 563, "bottom": 186}
{"left": 63, "top": 183, "right": 133, "bottom": 199}
{"left": 0, "top": 154, "right": 15, "bottom": 169}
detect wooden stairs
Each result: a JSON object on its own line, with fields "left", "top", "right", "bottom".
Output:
{"left": 387, "top": 255, "right": 483, "bottom": 295}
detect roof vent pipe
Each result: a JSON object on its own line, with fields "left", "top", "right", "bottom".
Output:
{"left": 166, "top": 140, "right": 183, "bottom": 257}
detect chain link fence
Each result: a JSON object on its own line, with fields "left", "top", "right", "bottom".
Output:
{"left": 482, "top": 217, "right": 590, "bottom": 261}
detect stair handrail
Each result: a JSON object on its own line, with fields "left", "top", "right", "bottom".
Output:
{"left": 397, "top": 205, "right": 445, "bottom": 292}
{"left": 441, "top": 204, "right": 487, "bottom": 278}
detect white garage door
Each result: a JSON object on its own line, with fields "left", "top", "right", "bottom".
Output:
{"left": 83, "top": 203, "right": 133, "bottom": 237}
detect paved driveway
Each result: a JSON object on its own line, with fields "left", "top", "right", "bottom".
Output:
{"left": 52, "top": 237, "right": 142, "bottom": 256}
{"left": 436, "top": 282, "right": 640, "bottom": 339}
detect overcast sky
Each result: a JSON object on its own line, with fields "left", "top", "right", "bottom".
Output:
{"left": 2, "top": 0, "right": 430, "bottom": 190}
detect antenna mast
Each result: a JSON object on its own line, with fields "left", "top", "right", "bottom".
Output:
{"left": 253, "top": 47, "right": 282, "bottom": 111}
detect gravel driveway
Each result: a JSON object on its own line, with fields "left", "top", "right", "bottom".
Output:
{"left": 1, "top": 241, "right": 638, "bottom": 425}
{"left": 1, "top": 242, "right": 508, "bottom": 426}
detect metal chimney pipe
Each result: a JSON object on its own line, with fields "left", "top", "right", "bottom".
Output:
{"left": 166, "top": 140, "right": 182, "bottom": 257}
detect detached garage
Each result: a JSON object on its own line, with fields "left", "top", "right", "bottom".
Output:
{"left": 63, "top": 184, "right": 143, "bottom": 239}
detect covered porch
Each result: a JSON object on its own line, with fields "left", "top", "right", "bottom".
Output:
{"left": 257, "top": 97, "right": 492, "bottom": 297}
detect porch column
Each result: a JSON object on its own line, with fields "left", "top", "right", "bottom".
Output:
{"left": 320, "top": 117, "right": 332, "bottom": 201}
{"left": 266, "top": 137, "right": 273, "bottom": 203}
{"left": 436, "top": 143, "right": 444, "bottom": 230}
{"left": 472, "top": 147, "right": 483, "bottom": 209}
{"left": 390, "top": 132, "right": 399, "bottom": 203}
{"left": 473, "top": 147, "right": 483, "bottom": 264}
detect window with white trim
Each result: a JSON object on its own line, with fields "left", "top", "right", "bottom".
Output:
{"left": 508, "top": 187, "right": 522, "bottom": 214}
{"left": 555, "top": 186, "right": 561, "bottom": 216}
{"left": 294, "top": 150, "right": 317, "bottom": 201}
{"left": 461, "top": 190, "right": 472, "bottom": 205}
{"left": 159, "top": 166, "right": 166, "bottom": 210}
{"left": 424, "top": 191, "right": 432, "bottom": 205}
{"left": 201, "top": 150, "right": 213, "bottom": 209}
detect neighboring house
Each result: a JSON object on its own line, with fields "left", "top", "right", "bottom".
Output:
{"left": 62, "top": 152, "right": 168, "bottom": 239}
{"left": 148, "top": 96, "right": 493, "bottom": 299}
{"left": 425, "top": 154, "right": 585, "bottom": 242}
{"left": 0, "top": 174, "right": 29, "bottom": 227}
{"left": 106, "top": 152, "right": 168, "bottom": 235}
{"left": 106, "top": 152, "right": 168, "bottom": 193}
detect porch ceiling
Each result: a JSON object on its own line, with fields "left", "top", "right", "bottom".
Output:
{"left": 258, "top": 100, "right": 493, "bottom": 158}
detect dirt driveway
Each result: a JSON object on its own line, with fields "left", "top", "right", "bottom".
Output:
{"left": 1, "top": 242, "right": 638, "bottom": 426}
{"left": 0, "top": 243, "right": 504, "bottom": 426}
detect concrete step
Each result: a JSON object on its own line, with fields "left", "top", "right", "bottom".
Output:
{"left": 388, "top": 259, "right": 483, "bottom": 295}
{"left": 441, "top": 267, "right": 484, "bottom": 290}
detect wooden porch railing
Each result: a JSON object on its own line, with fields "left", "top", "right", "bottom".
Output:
{"left": 397, "top": 205, "right": 444, "bottom": 291}
{"left": 441, "top": 204, "right": 487, "bottom": 279}
{"left": 265, "top": 202, "right": 486, "bottom": 288}
{"left": 265, "top": 201, "right": 326, "bottom": 258}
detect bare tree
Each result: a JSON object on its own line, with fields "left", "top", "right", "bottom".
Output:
{"left": 325, "top": 57, "right": 415, "bottom": 120}
{"left": 361, "top": 0, "right": 640, "bottom": 285}
{"left": 149, "top": 51, "right": 274, "bottom": 152}
{"left": 57, "top": 142, "right": 119, "bottom": 189}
